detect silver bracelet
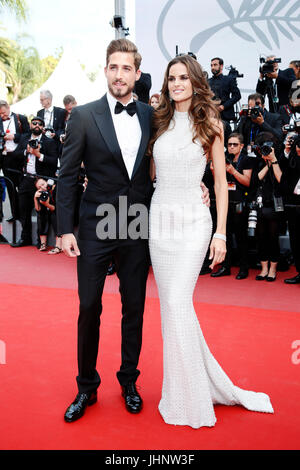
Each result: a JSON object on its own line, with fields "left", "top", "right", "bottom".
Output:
{"left": 213, "top": 233, "right": 227, "bottom": 242}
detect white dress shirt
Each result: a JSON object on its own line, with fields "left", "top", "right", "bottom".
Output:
{"left": 106, "top": 92, "right": 141, "bottom": 179}
{"left": 44, "top": 106, "right": 54, "bottom": 128}
{"left": 2, "top": 113, "right": 17, "bottom": 153}
{"left": 26, "top": 134, "right": 44, "bottom": 174}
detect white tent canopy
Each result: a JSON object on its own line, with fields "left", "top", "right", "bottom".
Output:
{"left": 11, "top": 47, "right": 107, "bottom": 116}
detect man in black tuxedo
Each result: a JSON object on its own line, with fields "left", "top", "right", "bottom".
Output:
{"left": 37, "top": 90, "right": 66, "bottom": 144}
{"left": 256, "top": 56, "right": 296, "bottom": 112}
{"left": 10, "top": 116, "right": 58, "bottom": 247}
{"left": 57, "top": 39, "right": 154, "bottom": 422}
{"left": 0, "top": 100, "right": 30, "bottom": 220}
{"left": 208, "top": 57, "right": 241, "bottom": 124}
{"left": 237, "top": 93, "right": 283, "bottom": 146}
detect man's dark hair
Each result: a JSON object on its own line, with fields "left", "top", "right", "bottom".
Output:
{"left": 211, "top": 57, "right": 223, "bottom": 66}
{"left": 228, "top": 132, "right": 244, "bottom": 144}
{"left": 248, "top": 93, "right": 265, "bottom": 105}
{"left": 63, "top": 95, "right": 76, "bottom": 106}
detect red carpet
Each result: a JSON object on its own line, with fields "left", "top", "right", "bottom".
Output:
{"left": 0, "top": 246, "right": 299, "bottom": 450}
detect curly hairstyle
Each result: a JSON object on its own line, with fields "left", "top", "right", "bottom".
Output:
{"left": 147, "top": 55, "right": 222, "bottom": 157}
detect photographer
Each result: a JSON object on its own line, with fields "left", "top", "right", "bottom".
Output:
{"left": 252, "top": 132, "right": 284, "bottom": 282}
{"left": 210, "top": 133, "right": 254, "bottom": 279}
{"left": 208, "top": 57, "right": 241, "bottom": 124}
{"left": 278, "top": 136, "right": 300, "bottom": 284}
{"left": 37, "top": 90, "right": 66, "bottom": 146}
{"left": 34, "top": 177, "right": 62, "bottom": 254}
{"left": 279, "top": 81, "right": 300, "bottom": 134}
{"left": 0, "top": 100, "right": 30, "bottom": 221}
{"left": 237, "top": 93, "right": 283, "bottom": 147}
{"left": 256, "top": 56, "right": 296, "bottom": 112}
{"left": 10, "top": 116, "right": 58, "bottom": 247}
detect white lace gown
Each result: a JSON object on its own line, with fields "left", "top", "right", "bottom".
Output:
{"left": 149, "top": 110, "right": 274, "bottom": 429}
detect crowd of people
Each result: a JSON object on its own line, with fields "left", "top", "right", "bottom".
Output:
{"left": 0, "top": 54, "right": 300, "bottom": 284}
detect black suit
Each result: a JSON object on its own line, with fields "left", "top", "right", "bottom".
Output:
{"left": 57, "top": 95, "right": 153, "bottom": 393}
{"left": 256, "top": 67, "right": 296, "bottom": 111}
{"left": 15, "top": 133, "right": 58, "bottom": 242}
{"left": 0, "top": 113, "right": 30, "bottom": 218}
{"left": 208, "top": 73, "right": 241, "bottom": 122}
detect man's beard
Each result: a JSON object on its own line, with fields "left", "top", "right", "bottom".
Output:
{"left": 212, "top": 69, "right": 221, "bottom": 76}
{"left": 108, "top": 81, "right": 134, "bottom": 100}
{"left": 32, "top": 128, "right": 42, "bottom": 136}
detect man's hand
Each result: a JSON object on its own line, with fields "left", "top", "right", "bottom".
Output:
{"left": 27, "top": 143, "right": 42, "bottom": 158}
{"left": 4, "top": 133, "right": 15, "bottom": 141}
{"left": 62, "top": 233, "right": 80, "bottom": 257}
{"left": 251, "top": 112, "right": 264, "bottom": 126}
{"left": 200, "top": 182, "right": 210, "bottom": 208}
{"left": 267, "top": 71, "right": 278, "bottom": 79}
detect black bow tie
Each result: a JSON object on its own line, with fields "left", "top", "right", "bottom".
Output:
{"left": 114, "top": 101, "right": 137, "bottom": 116}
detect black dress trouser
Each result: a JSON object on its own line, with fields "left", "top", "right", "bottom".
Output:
{"left": 76, "top": 237, "right": 150, "bottom": 394}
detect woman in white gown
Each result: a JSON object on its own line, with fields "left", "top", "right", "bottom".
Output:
{"left": 148, "top": 55, "right": 273, "bottom": 429}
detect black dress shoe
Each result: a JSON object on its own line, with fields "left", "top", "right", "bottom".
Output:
{"left": 266, "top": 274, "right": 276, "bottom": 282}
{"left": 107, "top": 263, "right": 116, "bottom": 276}
{"left": 236, "top": 269, "right": 249, "bottom": 280}
{"left": 284, "top": 274, "right": 300, "bottom": 284}
{"left": 10, "top": 239, "right": 32, "bottom": 248}
{"left": 255, "top": 274, "right": 268, "bottom": 281}
{"left": 64, "top": 391, "right": 97, "bottom": 423}
{"left": 121, "top": 382, "right": 143, "bottom": 414}
{"left": 210, "top": 266, "right": 231, "bottom": 277}
{"left": 199, "top": 266, "right": 212, "bottom": 275}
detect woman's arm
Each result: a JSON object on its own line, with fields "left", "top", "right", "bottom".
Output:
{"left": 209, "top": 121, "right": 228, "bottom": 269}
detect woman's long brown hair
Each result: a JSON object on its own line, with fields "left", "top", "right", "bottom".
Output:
{"left": 148, "top": 55, "right": 222, "bottom": 157}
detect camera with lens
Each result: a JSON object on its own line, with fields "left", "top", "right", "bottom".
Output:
{"left": 259, "top": 57, "right": 281, "bottom": 76}
{"left": 283, "top": 119, "right": 300, "bottom": 134}
{"left": 226, "top": 65, "right": 244, "bottom": 78}
{"left": 0, "top": 131, "right": 6, "bottom": 151}
{"left": 44, "top": 127, "right": 54, "bottom": 134}
{"left": 225, "top": 151, "right": 234, "bottom": 165}
{"left": 39, "top": 179, "right": 54, "bottom": 203}
{"left": 240, "top": 104, "right": 263, "bottom": 118}
{"left": 251, "top": 141, "right": 274, "bottom": 158}
{"left": 248, "top": 189, "right": 263, "bottom": 236}
{"left": 28, "top": 139, "right": 40, "bottom": 149}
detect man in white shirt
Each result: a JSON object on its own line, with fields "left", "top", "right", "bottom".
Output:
{"left": 0, "top": 100, "right": 30, "bottom": 220}
{"left": 37, "top": 90, "right": 65, "bottom": 143}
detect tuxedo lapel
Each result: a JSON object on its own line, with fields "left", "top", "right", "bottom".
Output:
{"left": 131, "top": 102, "right": 150, "bottom": 178}
{"left": 91, "top": 96, "right": 129, "bottom": 179}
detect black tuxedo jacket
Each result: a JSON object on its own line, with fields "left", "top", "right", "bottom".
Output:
{"left": 37, "top": 106, "right": 66, "bottom": 137}
{"left": 56, "top": 95, "right": 153, "bottom": 240}
{"left": 15, "top": 133, "right": 59, "bottom": 178}
{"left": 208, "top": 74, "right": 241, "bottom": 122}
{"left": 0, "top": 113, "right": 30, "bottom": 145}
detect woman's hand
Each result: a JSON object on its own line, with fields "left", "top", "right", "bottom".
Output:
{"left": 209, "top": 238, "right": 226, "bottom": 269}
